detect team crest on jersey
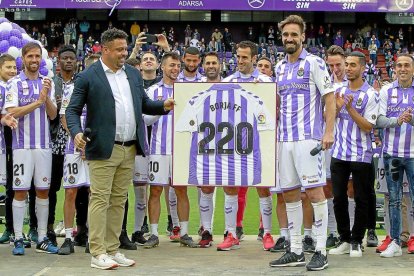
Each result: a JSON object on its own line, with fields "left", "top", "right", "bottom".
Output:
{"left": 302, "top": 175, "right": 306, "bottom": 180}
{"left": 297, "top": 68, "right": 304, "bottom": 77}
{"left": 403, "top": 181, "right": 408, "bottom": 188}
{"left": 43, "top": 177, "right": 48, "bottom": 182}
{"left": 15, "top": 178, "right": 21, "bottom": 186}
{"left": 356, "top": 98, "right": 363, "bottom": 107}
{"left": 6, "top": 94, "right": 12, "bottom": 101}
{"left": 372, "top": 114, "right": 376, "bottom": 120}
{"left": 258, "top": 113, "right": 266, "bottom": 124}
{"left": 376, "top": 181, "right": 380, "bottom": 190}
{"left": 189, "top": 120, "right": 195, "bottom": 126}
{"left": 62, "top": 99, "right": 69, "bottom": 108}
{"left": 68, "top": 175, "right": 75, "bottom": 184}
{"left": 149, "top": 173, "right": 155, "bottom": 181}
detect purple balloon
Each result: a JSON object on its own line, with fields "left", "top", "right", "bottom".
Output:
{"left": 11, "top": 23, "right": 20, "bottom": 30}
{"left": 9, "top": 36, "right": 20, "bottom": 48}
{"left": 0, "top": 30, "right": 10, "bottom": 41}
{"left": 16, "top": 57, "right": 23, "bottom": 71}
{"left": 0, "top": 18, "right": 9, "bottom": 24}
{"left": 10, "top": 29, "right": 22, "bottom": 39}
{"left": 40, "top": 59, "right": 46, "bottom": 68}
{"left": 0, "top": 40, "right": 10, "bottom": 53}
{"left": 19, "top": 27, "right": 26, "bottom": 34}
{"left": 39, "top": 67, "right": 49, "bottom": 76}
{"left": 22, "top": 39, "right": 30, "bottom": 47}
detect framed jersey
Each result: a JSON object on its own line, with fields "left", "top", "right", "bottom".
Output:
{"left": 173, "top": 82, "right": 277, "bottom": 187}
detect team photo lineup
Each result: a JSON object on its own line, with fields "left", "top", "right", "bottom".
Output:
{"left": 0, "top": 10, "right": 414, "bottom": 273}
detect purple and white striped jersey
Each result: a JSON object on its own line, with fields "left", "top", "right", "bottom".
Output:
{"left": 147, "top": 80, "right": 173, "bottom": 155}
{"left": 379, "top": 80, "right": 414, "bottom": 158}
{"left": 0, "top": 81, "right": 6, "bottom": 154}
{"left": 222, "top": 69, "right": 272, "bottom": 83}
{"left": 331, "top": 82, "right": 379, "bottom": 163}
{"left": 177, "top": 71, "right": 203, "bottom": 82}
{"left": 59, "top": 81, "right": 87, "bottom": 154}
{"left": 276, "top": 49, "right": 334, "bottom": 142}
{"left": 4, "top": 71, "right": 56, "bottom": 149}
{"left": 176, "top": 83, "right": 275, "bottom": 185}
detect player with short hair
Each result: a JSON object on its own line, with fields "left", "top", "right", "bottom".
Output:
{"left": 55, "top": 45, "right": 91, "bottom": 255}
{"left": 269, "top": 15, "right": 335, "bottom": 271}
{"left": 328, "top": 51, "right": 378, "bottom": 258}
{"left": 209, "top": 40, "right": 276, "bottom": 251}
{"left": 143, "top": 52, "right": 198, "bottom": 249}
{"left": 0, "top": 54, "right": 18, "bottom": 244}
{"left": 375, "top": 53, "right": 414, "bottom": 257}
{"left": 5, "top": 42, "right": 58, "bottom": 255}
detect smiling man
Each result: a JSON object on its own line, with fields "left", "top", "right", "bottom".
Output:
{"left": 65, "top": 29, "right": 174, "bottom": 270}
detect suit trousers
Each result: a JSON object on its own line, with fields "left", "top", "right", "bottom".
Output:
{"left": 87, "top": 144, "right": 136, "bottom": 257}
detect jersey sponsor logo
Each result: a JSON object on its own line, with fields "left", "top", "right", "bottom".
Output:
{"left": 68, "top": 175, "right": 76, "bottom": 184}
{"left": 15, "top": 178, "right": 21, "bottom": 186}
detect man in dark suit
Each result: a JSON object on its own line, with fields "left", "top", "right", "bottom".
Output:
{"left": 66, "top": 28, "right": 174, "bottom": 270}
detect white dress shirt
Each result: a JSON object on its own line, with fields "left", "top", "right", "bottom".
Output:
{"left": 101, "top": 59, "right": 136, "bottom": 142}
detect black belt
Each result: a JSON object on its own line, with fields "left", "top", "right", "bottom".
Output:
{"left": 114, "top": 140, "right": 135, "bottom": 147}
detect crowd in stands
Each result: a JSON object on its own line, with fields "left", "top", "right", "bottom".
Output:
{"left": 21, "top": 18, "right": 414, "bottom": 80}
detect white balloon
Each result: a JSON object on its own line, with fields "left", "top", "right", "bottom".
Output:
{"left": 7, "top": 46, "right": 20, "bottom": 58}
{"left": 47, "top": 70, "right": 54, "bottom": 78}
{"left": 22, "top": 33, "right": 31, "bottom": 41}
{"left": 45, "top": 59, "right": 53, "bottom": 70}
{"left": 0, "top": 22, "right": 13, "bottom": 32}
{"left": 42, "top": 48, "right": 49, "bottom": 60}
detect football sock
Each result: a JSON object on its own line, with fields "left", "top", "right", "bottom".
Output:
{"left": 259, "top": 196, "right": 272, "bottom": 234}
{"left": 312, "top": 199, "right": 328, "bottom": 256}
{"left": 169, "top": 188, "right": 179, "bottom": 227}
{"left": 150, "top": 224, "right": 159, "bottom": 237}
{"left": 286, "top": 200, "right": 303, "bottom": 255}
{"left": 134, "top": 185, "right": 146, "bottom": 232}
{"left": 225, "top": 194, "right": 238, "bottom": 237}
{"left": 12, "top": 199, "right": 26, "bottom": 240}
{"left": 199, "top": 191, "right": 214, "bottom": 233}
{"left": 280, "top": 228, "right": 290, "bottom": 240}
{"left": 36, "top": 197, "right": 49, "bottom": 241}
{"left": 236, "top": 187, "right": 247, "bottom": 227}
{"left": 65, "top": 228, "right": 73, "bottom": 241}
{"left": 179, "top": 221, "right": 189, "bottom": 237}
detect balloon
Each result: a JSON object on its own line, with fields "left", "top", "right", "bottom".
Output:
{"left": 40, "top": 59, "right": 46, "bottom": 68}
{"left": 47, "top": 70, "right": 54, "bottom": 78}
{"left": 0, "top": 22, "right": 13, "bottom": 32}
{"left": 45, "top": 59, "right": 53, "bottom": 70}
{"left": 10, "top": 29, "right": 22, "bottom": 39}
{"left": 19, "top": 27, "right": 26, "bottom": 34}
{"left": 39, "top": 67, "right": 48, "bottom": 76}
{"left": 9, "top": 36, "right": 20, "bottom": 48}
{"left": 11, "top": 23, "right": 20, "bottom": 30}
{"left": 0, "top": 18, "right": 9, "bottom": 24}
{"left": 16, "top": 57, "right": 23, "bottom": 71}
{"left": 42, "top": 48, "right": 49, "bottom": 60}
{"left": 0, "top": 40, "right": 9, "bottom": 53}
{"left": 7, "top": 46, "right": 20, "bottom": 58}
{"left": 22, "top": 33, "right": 31, "bottom": 41}
{"left": 0, "top": 30, "right": 10, "bottom": 41}
{"left": 22, "top": 39, "right": 31, "bottom": 47}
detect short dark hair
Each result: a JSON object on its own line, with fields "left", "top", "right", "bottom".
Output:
{"left": 326, "top": 45, "right": 345, "bottom": 58}
{"left": 125, "top": 58, "right": 140, "bottom": 67}
{"left": 101, "top": 28, "right": 128, "bottom": 46}
{"left": 396, "top": 53, "right": 414, "bottom": 63}
{"left": 161, "top": 52, "right": 181, "bottom": 65}
{"left": 258, "top": 56, "right": 271, "bottom": 64}
{"left": 58, "top": 45, "right": 76, "bottom": 57}
{"left": 140, "top": 51, "right": 158, "bottom": 61}
{"left": 348, "top": 51, "right": 366, "bottom": 66}
{"left": 0, "top": 54, "right": 15, "bottom": 67}
{"left": 22, "top": 42, "right": 42, "bottom": 57}
{"left": 184, "top": 46, "right": 200, "bottom": 57}
{"left": 278, "top": 15, "right": 306, "bottom": 34}
{"left": 203, "top": 52, "right": 219, "bottom": 63}
{"left": 238, "top": 40, "right": 258, "bottom": 57}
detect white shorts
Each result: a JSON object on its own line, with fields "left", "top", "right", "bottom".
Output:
{"left": 148, "top": 155, "right": 171, "bottom": 186}
{"left": 134, "top": 155, "right": 149, "bottom": 184}
{"left": 325, "top": 150, "right": 331, "bottom": 179}
{"left": 375, "top": 157, "right": 409, "bottom": 194}
{"left": 12, "top": 148, "right": 52, "bottom": 190}
{"left": 63, "top": 153, "right": 90, "bottom": 189}
{"left": 279, "top": 140, "right": 326, "bottom": 191}
{"left": 0, "top": 153, "right": 6, "bottom": 185}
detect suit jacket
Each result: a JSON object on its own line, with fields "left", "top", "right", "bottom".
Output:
{"left": 65, "top": 60, "right": 167, "bottom": 160}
